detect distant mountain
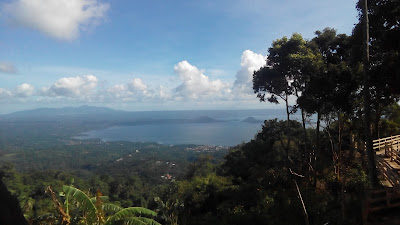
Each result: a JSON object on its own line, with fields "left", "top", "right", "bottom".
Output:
{"left": 242, "top": 116, "right": 263, "bottom": 124}
{"left": 190, "top": 116, "right": 221, "bottom": 123}
{"left": 0, "top": 106, "right": 224, "bottom": 125}
{"left": 0, "top": 105, "right": 128, "bottom": 122}
{"left": 4, "top": 105, "right": 123, "bottom": 116}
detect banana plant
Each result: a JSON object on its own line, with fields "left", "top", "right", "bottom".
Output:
{"left": 154, "top": 197, "right": 183, "bottom": 225}
{"left": 50, "top": 185, "right": 161, "bottom": 225}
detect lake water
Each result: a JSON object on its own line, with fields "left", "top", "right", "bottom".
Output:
{"left": 75, "top": 109, "right": 306, "bottom": 146}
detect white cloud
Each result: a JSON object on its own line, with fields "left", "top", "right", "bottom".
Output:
{"left": 0, "top": 51, "right": 267, "bottom": 107}
{"left": 16, "top": 83, "right": 34, "bottom": 97}
{"left": 158, "top": 85, "right": 171, "bottom": 100}
{"left": 107, "top": 78, "right": 153, "bottom": 102}
{"left": 233, "top": 50, "right": 266, "bottom": 90}
{"left": 42, "top": 75, "right": 98, "bottom": 97}
{"left": 0, "top": 88, "right": 12, "bottom": 99}
{"left": 107, "top": 84, "right": 128, "bottom": 99}
{"left": 0, "top": 62, "right": 16, "bottom": 74}
{"left": 173, "top": 60, "right": 230, "bottom": 100}
{"left": 2, "top": 0, "right": 109, "bottom": 41}
{"left": 128, "top": 78, "right": 148, "bottom": 95}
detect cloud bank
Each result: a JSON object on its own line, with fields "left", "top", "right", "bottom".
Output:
{"left": 0, "top": 50, "right": 267, "bottom": 107}
{"left": 107, "top": 78, "right": 151, "bottom": 102}
{"left": 41, "top": 75, "right": 98, "bottom": 97}
{"left": 2, "top": 0, "right": 109, "bottom": 40}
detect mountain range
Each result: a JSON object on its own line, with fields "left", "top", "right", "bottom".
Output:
{"left": 0, "top": 105, "right": 273, "bottom": 125}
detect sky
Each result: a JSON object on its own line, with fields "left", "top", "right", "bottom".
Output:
{"left": 0, "top": 0, "right": 359, "bottom": 114}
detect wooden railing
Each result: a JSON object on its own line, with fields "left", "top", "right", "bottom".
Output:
{"left": 363, "top": 135, "right": 400, "bottom": 224}
{"left": 373, "top": 134, "right": 400, "bottom": 162}
{"left": 364, "top": 188, "right": 400, "bottom": 211}
{"left": 362, "top": 187, "right": 400, "bottom": 224}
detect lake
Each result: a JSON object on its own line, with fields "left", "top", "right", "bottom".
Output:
{"left": 75, "top": 109, "right": 306, "bottom": 146}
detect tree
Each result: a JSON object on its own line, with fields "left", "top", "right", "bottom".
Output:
{"left": 298, "top": 28, "right": 357, "bottom": 184}
{"left": 253, "top": 34, "right": 309, "bottom": 123}
{"left": 221, "top": 119, "right": 321, "bottom": 225}
{"left": 253, "top": 33, "right": 313, "bottom": 168}
{"left": 361, "top": 0, "right": 379, "bottom": 187}
{"left": 354, "top": 0, "right": 400, "bottom": 139}
{"left": 154, "top": 196, "right": 183, "bottom": 225}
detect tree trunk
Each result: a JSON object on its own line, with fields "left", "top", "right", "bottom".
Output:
{"left": 285, "top": 92, "right": 290, "bottom": 128}
{"left": 373, "top": 106, "right": 382, "bottom": 139}
{"left": 313, "top": 110, "right": 321, "bottom": 187}
{"left": 299, "top": 107, "right": 310, "bottom": 181}
{"left": 362, "top": 0, "right": 379, "bottom": 187}
{"left": 338, "top": 113, "right": 343, "bottom": 181}
{"left": 295, "top": 88, "right": 309, "bottom": 181}
{"left": 285, "top": 92, "right": 291, "bottom": 164}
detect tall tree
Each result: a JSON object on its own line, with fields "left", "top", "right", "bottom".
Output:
{"left": 298, "top": 28, "right": 357, "bottom": 184}
{"left": 253, "top": 33, "right": 313, "bottom": 167}
{"left": 357, "top": 0, "right": 379, "bottom": 186}
{"left": 253, "top": 34, "right": 316, "bottom": 225}
{"left": 354, "top": 0, "right": 400, "bottom": 139}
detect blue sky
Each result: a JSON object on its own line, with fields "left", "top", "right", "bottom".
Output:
{"left": 0, "top": 0, "right": 358, "bottom": 113}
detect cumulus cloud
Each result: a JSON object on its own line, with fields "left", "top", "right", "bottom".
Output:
{"left": 0, "top": 62, "right": 16, "bottom": 74}
{"left": 0, "top": 84, "right": 34, "bottom": 100}
{"left": 0, "top": 88, "right": 12, "bottom": 99}
{"left": 16, "top": 83, "right": 34, "bottom": 97}
{"left": 128, "top": 78, "right": 148, "bottom": 95}
{"left": 41, "top": 75, "right": 98, "bottom": 97}
{"left": 174, "top": 61, "right": 230, "bottom": 100}
{"left": 158, "top": 85, "right": 171, "bottom": 100}
{"left": 2, "top": 0, "right": 109, "bottom": 41}
{"left": 0, "top": 51, "right": 267, "bottom": 106}
{"left": 107, "top": 84, "right": 128, "bottom": 99}
{"left": 233, "top": 50, "right": 266, "bottom": 92}
{"left": 107, "top": 78, "right": 152, "bottom": 102}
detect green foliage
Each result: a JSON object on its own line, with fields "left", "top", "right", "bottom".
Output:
{"left": 352, "top": 0, "right": 400, "bottom": 138}
{"left": 253, "top": 33, "right": 312, "bottom": 105}
{"left": 220, "top": 119, "right": 304, "bottom": 224}
{"left": 62, "top": 185, "right": 97, "bottom": 223}
{"left": 60, "top": 185, "right": 160, "bottom": 225}
{"left": 1, "top": 1, "right": 399, "bottom": 224}
{"left": 154, "top": 195, "right": 183, "bottom": 225}
{"left": 105, "top": 207, "right": 159, "bottom": 225}
{"left": 356, "top": 0, "right": 400, "bottom": 95}
{"left": 380, "top": 103, "right": 400, "bottom": 136}
{"left": 298, "top": 28, "right": 357, "bottom": 116}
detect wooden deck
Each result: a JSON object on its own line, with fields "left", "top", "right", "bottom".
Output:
{"left": 374, "top": 135, "right": 400, "bottom": 188}
{"left": 363, "top": 135, "right": 400, "bottom": 224}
